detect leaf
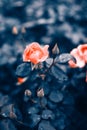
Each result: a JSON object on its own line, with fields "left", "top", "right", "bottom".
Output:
{"left": 0, "top": 119, "right": 16, "bottom": 130}
{"left": 41, "top": 109, "right": 55, "bottom": 120}
{"left": 45, "top": 58, "right": 53, "bottom": 68}
{"left": 27, "top": 114, "right": 41, "bottom": 128}
{"left": 0, "top": 104, "right": 22, "bottom": 121}
{"left": 16, "top": 62, "right": 31, "bottom": 77}
{"left": 55, "top": 53, "right": 75, "bottom": 64}
{"left": 28, "top": 107, "right": 39, "bottom": 115}
{"left": 49, "top": 91, "right": 63, "bottom": 103}
{"left": 51, "top": 65, "right": 68, "bottom": 81}
{"left": 38, "top": 121, "right": 56, "bottom": 130}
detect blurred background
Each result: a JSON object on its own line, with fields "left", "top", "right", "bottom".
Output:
{"left": 0, "top": 0, "right": 87, "bottom": 105}
{"left": 0, "top": 0, "right": 87, "bottom": 130}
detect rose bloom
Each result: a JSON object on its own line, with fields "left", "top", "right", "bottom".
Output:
{"left": 23, "top": 42, "right": 49, "bottom": 64}
{"left": 69, "top": 44, "right": 87, "bottom": 68}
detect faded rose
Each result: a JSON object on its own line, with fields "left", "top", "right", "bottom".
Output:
{"left": 23, "top": 42, "right": 49, "bottom": 64}
{"left": 69, "top": 44, "right": 87, "bottom": 68}
{"left": 17, "top": 77, "right": 28, "bottom": 85}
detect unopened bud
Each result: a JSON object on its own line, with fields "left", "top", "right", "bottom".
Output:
{"left": 21, "top": 27, "right": 26, "bottom": 33}
{"left": 52, "top": 43, "right": 59, "bottom": 54}
{"left": 25, "top": 89, "right": 32, "bottom": 96}
{"left": 12, "top": 26, "right": 18, "bottom": 35}
{"left": 39, "top": 74, "right": 45, "bottom": 80}
{"left": 37, "top": 88, "right": 44, "bottom": 97}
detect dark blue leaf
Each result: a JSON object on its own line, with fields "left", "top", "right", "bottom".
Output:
{"left": 0, "top": 119, "right": 16, "bottom": 130}
{"left": 16, "top": 62, "right": 31, "bottom": 77}
{"left": 41, "top": 109, "right": 55, "bottom": 120}
{"left": 45, "top": 58, "right": 53, "bottom": 68}
{"left": 49, "top": 91, "right": 63, "bottom": 103}
{"left": 55, "top": 53, "right": 75, "bottom": 64}
{"left": 28, "top": 107, "right": 39, "bottom": 114}
{"left": 38, "top": 121, "right": 56, "bottom": 130}
{"left": 51, "top": 65, "right": 68, "bottom": 81}
{"left": 29, "top": 114, "right": 41, "bottom": 128}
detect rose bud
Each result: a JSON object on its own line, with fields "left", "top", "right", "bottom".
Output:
{"left": 37, "top": 88, "right": 44, "bottom": 97}
{"left": 52, "top": 43, "right": 59, "bottom": 55}
{"left": 24, "top": 89, "right": 32, "bottom": 96}
{"left": 12, "top": 26, "right": 18, "bottom": 35}
{"left": 21, "top": 27, "right": 26, "bottom": 33}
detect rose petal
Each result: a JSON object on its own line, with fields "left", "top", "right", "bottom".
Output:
{"left": 83, "top": 50, "right": 87, "bottom": 62}
{"left": 78, "top": 44, "right": 87, "bottom": 56}
{"left": 29, "top": 42, "right": 43, "bottom": 52}
{"left": 29, "top": 51, "right": 41, "bottom": 64}
{"left": 69, "top": 48, "right": 85, "bottom": 68}
{"left": 17, "top": 77, "right": 28, "bottom": 85}
{"left": 68, "top": 60, "right": 78, "bottom": 68}
{"left": 86, "top": 71, "right": 87, "bottom": 82}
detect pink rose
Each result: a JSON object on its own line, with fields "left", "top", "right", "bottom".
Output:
{"left": 23, "top": 42, "right": 49, "bottom": 64}
{"left": 69, "top": 44, "right": 87, "bottom": 68}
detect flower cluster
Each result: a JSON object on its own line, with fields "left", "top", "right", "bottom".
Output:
{"left": 17, "top": 42, "right": 87, "bottom": 84}
{"left": 15, "top": 42, "right": 87, "bottom": 129}
{"left": 16, "top": 42, "right": 73, "bottom": 85}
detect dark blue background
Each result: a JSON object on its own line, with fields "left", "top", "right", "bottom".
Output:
{"left": 0, "top": 0, "right": 87, "bottom": 130}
